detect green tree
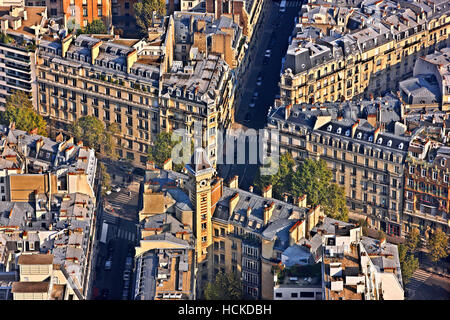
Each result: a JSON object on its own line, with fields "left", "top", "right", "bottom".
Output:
{"left": 359, "top": 218, "right": 369, "bottom": 236}
{"left": 426, "top": 230, "right": 448, "bottom": 263}
{"left": 204, "top": 272, "right": 242, "bottom": 300}
{"left": 377, "top": 230, "right": 386, "bottom": 241}
{"left": 134, "top": 0, "right": 166, "bottom": 35}
{"left": 148, "top": 132, "right": 178, "bottom": 167}
{"left": 405, "top": 227, "right": 421, "bottom": 253}
{"left": 255, "top": 152, "right": 295, "bottom": 198}
{"left": 70, "top": 116, "right": 116, "bottom": 157}
{"left": 78, "top": 19, "right": 108, "bottom": 34}
{"left": 400, "top": 251, "right": 419, "bottom": 285}
{"left": 98, "top": 162, "right": 111, "bottom": 196}
{"left": 0, "top": 91, "right": 47, "bottom": 136}
{"left": 292, "top": 158, "right": 348, "bottom": 221}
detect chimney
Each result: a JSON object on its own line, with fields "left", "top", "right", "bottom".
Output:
{"left": 228, "top": 175, "right": 238, "bottom": 188}
{"left": 283, "top": 193, "right": 289, "bottom": 202}
{"left": 296, "top": 194, "right": 307, "bottom": 207}
{"left": 248, "top": 185, "right": 254, "bottom": 193}
{"left": 262, "top": 184, "right": 272, "bottom": 198}
{"left": 23, "top": 9, "right": 27, "bottom": 21}
{"left": 29, "top": 128, "right": 38, "bottom": 135}
{"left": 36, "top": 138, "right": 44, "bottom": 154}
{"left": 9, "top": 122, "right": 15, "bottom": 130}
{"left": 229, "top": 192, "right": 240, "bottom": 216}
{"left": 285, "top": 104, "right": 292, "bottom": 120}
{"left": 263, "top": 202, "right": 275, "bottom": 225}
{"left": 246, "top": 207, "right": 252, "bottom": 218}
{"left": 55, "top": 132, "right": 64, "bottom": 142}
{"left": 163, "top": 158, "right": 173, "bottom": 171}
{"left": 146, "top": 161, "right": 156, "bottom": 171}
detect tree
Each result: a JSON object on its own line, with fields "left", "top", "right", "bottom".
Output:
{"left": 0, "top": 91, "right": 47, "bottom": 136}
{"left": 292, "top": 158, "right": 348, "bottom": 221}
{"left": 134, "top": 0, "right": 166, "bottom": 35}
{"left": 359, "top": 218, "right": 369, "bottom": 236}
{"left": 322, "top": 183, "right": 349, "bottom": 222}
{"left": 78, "top": 19, "right": 108, "bottom": 34}
{"left": 426, "top": 230, "right": 448, "bottom": 263}
{"left": 204, "top": 272, "right": 242, "bottom": 300}
{"left": 98, "top": 162, "right": 111, "bottom": 196}
{"left": 377, "top": 230, "right": 386, "bottom": 241}
{"left": 148, "top": 132, "right": 178, "bottom": 167}
{"left": 70, "top": 116, "right": 116, "bottom": 157}
{"left": 255, "top": 152, "right": 295, "bottom": 198}
{"left": 405, "top": 228, "right": 421, "bottom": 253}
{"left": 400, "top": 250, "right": 419, "bottom": 285}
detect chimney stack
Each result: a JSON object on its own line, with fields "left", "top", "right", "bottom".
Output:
{"left": 249, "top": 185, "right": 254, "bottom": 193}
{"left": 262, "top": 184, "right": 272, "bottom": 198}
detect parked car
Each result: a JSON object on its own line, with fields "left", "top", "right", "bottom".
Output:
{"left": 249, "top": 96, "right": 257, "bottom": 108}
{"left": 256, "top": 73, "right": 263, "bottom": 86}
{"left": 105, "top": 190, "right": 112, "bottom": 195}
{"left": 265, "top": 49, "right": 271, "bottom": 58}
{"left": 122, "top": 290, "right": 128, "bottom": 300}
{"left": 105, "top": 260, "right": 112, "bottom": 270}
{"left": 123, "top": 270, "right": 131, "bottom": 281}
{"left": 112, "top": 186, "right": 121, "bottom": 192}
{"left": 125, "top": 257, "right": 133, "bottom": 269}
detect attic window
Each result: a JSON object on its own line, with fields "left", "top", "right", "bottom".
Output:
{"left": 327, "top": 125, "right": 332, "bottom": 132}
{"left": 441, "top": 159, "right": 446, "bottom": 167}
{"left": 357, "top": 132, "right": 362, "bottom": 139}
{"left": 377, "top": 138, "right": 382, "bottom": 144}
{"left": 345, "top": 130, "right": 350, "bottom": 137}
{"left": 176, "top": 89, "right": 181, "bottom": 97}
{"left": 387, "top": 140, "right": 392, "bottom": 147}
{"left": 398, "top": 143, "right": 403, "bottom": 150}
{"left": 245, "top": 196, "right": 251, "bottom": 202}
{"left": 368, "top": 136, "right": 373, "bottom": 142}
{"left": 337, "top": 127, "right": 342, "bottom": 134}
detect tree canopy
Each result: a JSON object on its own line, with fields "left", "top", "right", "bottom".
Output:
{"left": 405, "top": 228, "right": 421, "bottom": 253}
{"left": 0, "top": 91, "right": 47, "bottom": 136}
{"left": 147, "top": 132, "right": 178, "bottom": 167}
{"left": 98, "top": 162, "right": 111, "bottom": 196}
{"left": 78, "top": 19, "right": 108, "bottom": 34}
{"left": 204, "top": 272, "right": 242, "bottom": 300}
{"left": 426, "top": 230, "right": 448, "bottom": 263}
{"left": 69, "top": 116, "right": 117, "bottom": 158}
{"left": 398, "top": 243, "right": 419, "bottom": 285}
{"left": 134, "top": 0, "right": 166, "bottom": 35}
{"left": 256, "top": 155, "right": 349, "bottom": 221}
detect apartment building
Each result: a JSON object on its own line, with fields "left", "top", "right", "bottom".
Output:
{"left": 399, "top": 47, "right": 450, "bottom": 111}
{"left": 266, "top": 97, "right": 411, "bottom": 237}
{"left": 173, "top": 11, "right": 244, "bottom": 69}
{"left": 404, "top": 135, "right": 449, "bottom": 238}
{"left": 0, "top": 6, "right": 47, "bottom": 109}
{"left": 279, "top": 0, "right": 450, "bottom": 106}
{"left": 322, "top": 231, "right": 404, "bottom": 300}
{"left": 36, "top": 23, "right": 234, "bottom": 167}
{"left": 205, "top": 0, "right": 266, "bottom": 40}
{"left": 110, "top": 0, "right": 137, "bottom": 37}
{"left": 0, "top": 125, "right": 98, "bottom": 300}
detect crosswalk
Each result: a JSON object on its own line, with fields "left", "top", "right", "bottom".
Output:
{"left": 116, "top": 228, "right": 136, "bottom": 242}
{"left": 285, "top": 0, "right": 303, "bottom": 7}
{"left": 103, "top": 213, "right": 118, "bottom": 225}
{"left": 406, "top": 269, "right": 431, "bottom": 292}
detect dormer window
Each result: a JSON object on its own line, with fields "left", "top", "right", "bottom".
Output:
{"left": 176, "top": 89, "right": 181, "bottom": 97}
{"left": 168, "top": 87, "right": 173, "bottom": 94}
{"left": 345, "top": 130, "right": 350, "bottom": 137}
{"left": 441, "top": 159, "right": 446, "bottom": 167}
{"left": 189, "top": 93, "right": 194, "bottom": 100}
{"left": 337, "top": 127, "right": 342, "bottom": 134}
{"left": 398, "top": 143, "right": 403, "bottom": 150}
{"left": 357, "top": 132, "right": 362, "bottom": 139}
{"left": 377, "top": 137, "right": 383, "bottom": 144}
{"left": 387, "top": 140, "right": 392, "bottom": 147}
{"left": 368, "top": 136, "right": 373, "bottom": 142}
{"left": 327, "top": 125, "right": 332, "bottom": 132}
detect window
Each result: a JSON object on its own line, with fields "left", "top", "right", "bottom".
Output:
{"left": 300, "top": 292, "right": 315, "bottom": 298}
{"left": 291, "top": 292, "right": 298, "bottom": 298}
{"left": 275, "top": 292, "right": 282, "bottom": 298}
{"left": 432, "top": 171, "right": 437, "bottom": 180}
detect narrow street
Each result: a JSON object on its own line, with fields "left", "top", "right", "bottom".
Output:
{"left": 91, "top": 160, "right": 142, "bottom": 300}
{"left": 218, "top": 0, "right": 303, "bottom": 190}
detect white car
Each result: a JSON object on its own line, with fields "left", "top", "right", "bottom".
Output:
{"left": 112, "top": 186, "right": 121, "bottom": 192}
{"left": 265, "top": 49, "right": 271, "bottom": 58}
{"left": 105, "top": 260, "right": 112, "bottom": 270}
{"left": 105, "top": 190, "right": 112, "bottom": 195}
{"left": 123, "top": 270, "right": 131, "bottom": 281}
